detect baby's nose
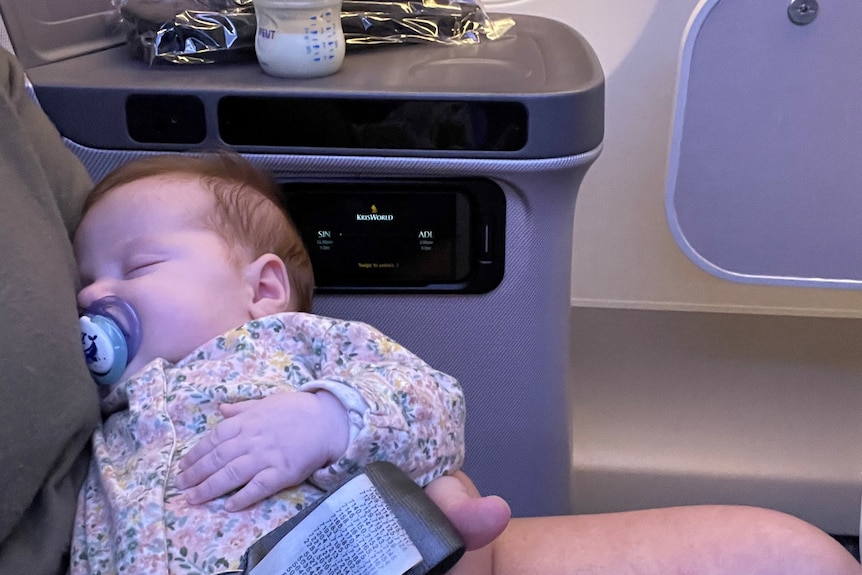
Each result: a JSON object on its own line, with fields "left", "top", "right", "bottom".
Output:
{"left": 77, "top": 281, "right": 112, "bottom": 311}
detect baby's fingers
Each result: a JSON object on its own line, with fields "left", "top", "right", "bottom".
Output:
{"left": 180, "top": 453, "right": 259, "bottom": 506}
{"left": 178, "top": 413, "right": 242, "bottom": 472}
{"left": 224, "top": 467, "right": 286, "bottom": 511}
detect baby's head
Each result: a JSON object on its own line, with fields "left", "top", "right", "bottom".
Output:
{"left": 84, "top": 152, "right": 314, "bottom": 312}
{"left": 74, "top": 152, "right": 314, "bottom": 381}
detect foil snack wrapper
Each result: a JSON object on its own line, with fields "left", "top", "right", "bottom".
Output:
{"left": 120, "top": 0, "right": 257, "bottom": 64}
{"left": 117, "top": 0, "right": 515, "bottom": 64}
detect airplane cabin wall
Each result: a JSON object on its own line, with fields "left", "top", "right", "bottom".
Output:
{"left": 486, "top": 0, "right": 862, "bottom": 534}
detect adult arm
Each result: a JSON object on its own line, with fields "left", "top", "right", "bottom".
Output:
{"left": 0, "top": 47, "right": 99, "bottom": 575}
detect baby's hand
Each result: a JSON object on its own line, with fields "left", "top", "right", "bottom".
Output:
{"left": 176, "top": 390, "right": 349, "bottom": 511}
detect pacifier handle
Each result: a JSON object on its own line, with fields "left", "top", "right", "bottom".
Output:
{"left": 79, "top": 296, "right": 142, "bottom": 386}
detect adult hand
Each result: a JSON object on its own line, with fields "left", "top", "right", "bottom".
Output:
{"left": 176, "top": 390, "right": 349, "bottom": 511}
{"left": 424, "top": 471, "right": 511, "bottom": 551}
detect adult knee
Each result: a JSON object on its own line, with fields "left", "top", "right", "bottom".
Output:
{"left": 734, "top": 506, "right": 860, "bottom": 575}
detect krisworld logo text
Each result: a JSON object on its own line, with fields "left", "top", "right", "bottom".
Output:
{"left": 356, "top": 205, "right": 394, "bottom": 221}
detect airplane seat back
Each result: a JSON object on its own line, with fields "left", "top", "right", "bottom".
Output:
{"left": 0, "top": 0, "right": 604, "bottom": 517}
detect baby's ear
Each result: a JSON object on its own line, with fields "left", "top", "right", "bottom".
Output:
{"left": 245, "top": 253, "right": 291, "bottom": 319}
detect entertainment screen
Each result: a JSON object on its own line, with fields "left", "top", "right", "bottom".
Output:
{"left": 280, "top": 179, "right": 505, "bottom": 293}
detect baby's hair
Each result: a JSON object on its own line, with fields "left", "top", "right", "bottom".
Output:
{"left": 85, "top": 152, "right": 314, "bottom": 312}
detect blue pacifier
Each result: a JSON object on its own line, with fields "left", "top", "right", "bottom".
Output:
{"left": 79, "top": 296, "right": 142, "bottom": 386}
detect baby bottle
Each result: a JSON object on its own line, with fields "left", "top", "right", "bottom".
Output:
{"left": 254, "top": 0, "right": 346, "bottom": 78}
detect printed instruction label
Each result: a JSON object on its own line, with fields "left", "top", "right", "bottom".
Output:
{"left": 249, "top": 474, "right": 422, "bottom": 575}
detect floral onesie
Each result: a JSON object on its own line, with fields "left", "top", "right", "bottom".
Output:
{"left": 71, "top": 312, "right": 465, "bottom": 575}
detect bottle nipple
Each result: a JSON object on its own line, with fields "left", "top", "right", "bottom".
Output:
{"left": 79, "top": 296, "right": 142, "bottom": 385}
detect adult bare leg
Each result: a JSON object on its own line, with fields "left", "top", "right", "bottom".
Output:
{"left": 425, "top": 471, "right": 861, "bottom": 575}
{"left": 490, "top": 505, "right": 861, "bottom": 575}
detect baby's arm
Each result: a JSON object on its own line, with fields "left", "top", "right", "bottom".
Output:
{"left": 302, "top": 318, "right": 466, "bottom": 491}
{"left": 177, "top": 316, "right": 464, "bottom": 508}
{"left": 178, "top": 389, "right": 350, "bottom": 511}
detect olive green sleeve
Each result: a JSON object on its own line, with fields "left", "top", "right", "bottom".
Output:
{"left": 0, "top": 47, "right": 99, "bottom": 575}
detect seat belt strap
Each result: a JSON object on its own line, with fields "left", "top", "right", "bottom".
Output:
{"left": 237, "top": 461, "right": 465, "bottom": 575}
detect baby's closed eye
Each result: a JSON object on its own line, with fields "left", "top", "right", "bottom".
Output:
{"left": 123, "top": 258, "right": 166, "bottom": 279}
